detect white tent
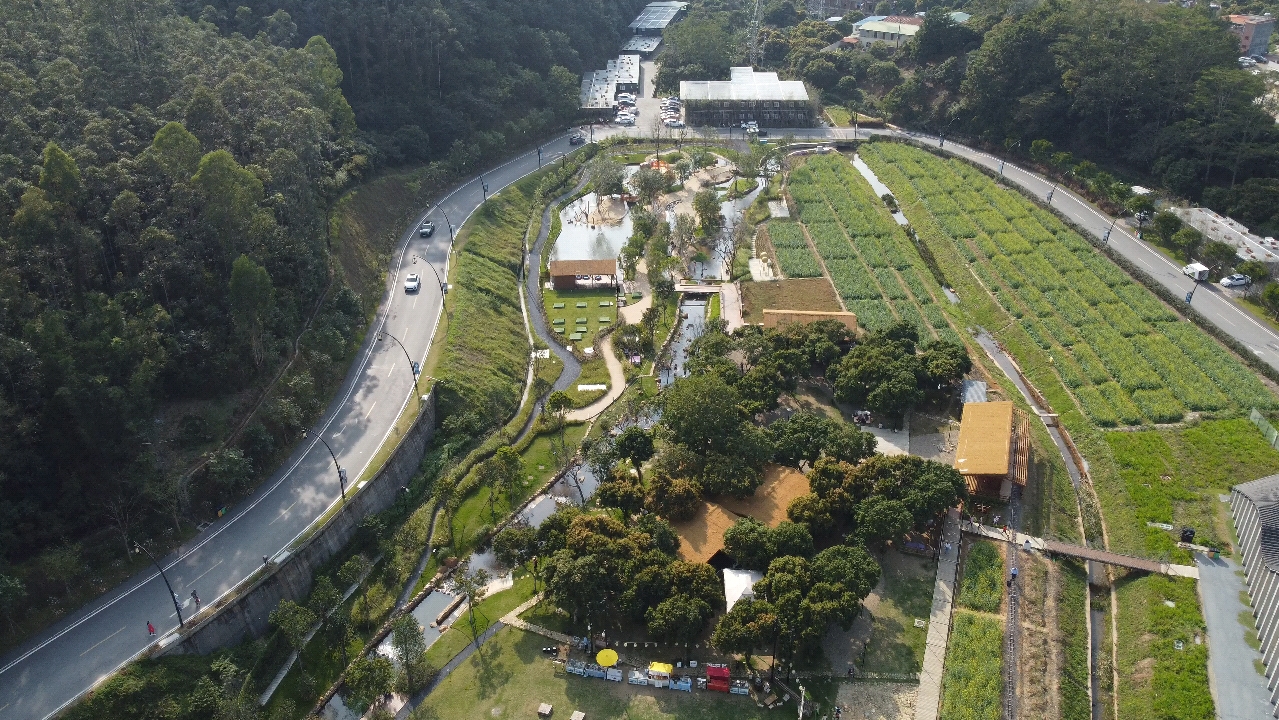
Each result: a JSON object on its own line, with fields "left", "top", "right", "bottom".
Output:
{"left": 723, "top": 568, "right": 763, "bottom": 612}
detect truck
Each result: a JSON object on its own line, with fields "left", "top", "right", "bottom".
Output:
{"left": 1182, "top": 262, "right": 1210, "bottom": 282}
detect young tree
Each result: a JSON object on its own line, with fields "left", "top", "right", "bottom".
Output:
{"left": 344, "top": 654, "right": 395, "bottom": 713}
{"left": 307, "top": 575, "right": 342, "bottom": 629}
{"left": 586, "top": 156, "right": 626, "bottom": 195}
{"left": 1201, "top": 241, "right": 1237, "bottom": 269}
{"left": 632, "top": 166, "right": 668, "bottom": 207}
{"left": 493, "top": 525, "right": 538, "bottom": 572}
{"left": 478, "top": 446, "right": 522, "bottom": 522}
{"left": 614, "top": 425, "right": 655, "bottom": 480}
{"left": 269, "top": 600, "right": 317, "bottom": 669}
{"left": 1149, "top": 210, "right": 1183, "bottom": 245}
{"left": 339, "top": 554, "right": 373, "bottom": 626}
{"left": 1170, "top": 226, "right": 1204, "bottom": 260}
{"left": 693, "top": 189, "right": 722, "bottom": 234}
{"left": 446, "top": 562, "right": 491, "bottom": 648}
{"left": 390, "top": 614, "right": 432, "bottom": 692}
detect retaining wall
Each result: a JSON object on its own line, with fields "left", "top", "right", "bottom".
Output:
{"left": 165, "top": 392, "right": 438, "bottom": 655}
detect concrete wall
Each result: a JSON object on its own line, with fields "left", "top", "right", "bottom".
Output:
{"left": 166, "top": 393, "right": 438, "bottom": 656}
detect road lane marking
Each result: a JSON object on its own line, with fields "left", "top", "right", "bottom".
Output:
{"left": 388, "top": 362, "right": 396, "bottom": 377}
{"left": 79, "top": 627, "right": 125, "bottom": 657}
{"left": 269, "top": 503, "right": 297, "bottom": 526}
{"left": 183, "top": 559, "right": 224, "bottom": 587}
{"left": 364, "top": 401, "right": 377, "bottom": 420}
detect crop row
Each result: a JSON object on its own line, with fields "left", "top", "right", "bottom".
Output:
{"left": 860, "top": 142, "right": 1279, "bottom": 423}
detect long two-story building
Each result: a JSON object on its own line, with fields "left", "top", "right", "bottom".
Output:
{"left": 680, "top": 67, "right": 814, "bottom": 128}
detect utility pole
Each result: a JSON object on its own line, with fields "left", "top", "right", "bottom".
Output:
{"left": 748, "top": 0, "right": 764, "bottom": 66}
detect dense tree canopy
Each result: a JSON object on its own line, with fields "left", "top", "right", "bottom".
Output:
{"left": 0, "top": 2, "right": 373, "bottom": 564}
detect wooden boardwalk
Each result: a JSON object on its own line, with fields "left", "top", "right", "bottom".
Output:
{"left": 961, "top": 521, "right": 1198, "bottom": 579}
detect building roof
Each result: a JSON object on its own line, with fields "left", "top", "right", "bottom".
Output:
{"left": 548, "top": 259, "right": 618, "bottom": 277}
{"left": 622, "top": 36, "right": 662, "bottom": 54}
{"left": 1227, "top": 13, "right": 1275, "bottom": 26}
{"left": 960, "top": 380, "right": 988, "bottom": 404}
{"left": 717, "top": 464, "right": 812, "bottom": 527}
{"left": 949, "top": 11, "right": 972, "bottom": 23}
{"left": 724, "top": 568, "right": 763, "bottom": 612}
{"left": 613, "top": 55, "right": 640, "bottom": 86}
{"left": 882, "top": 15, "right": 924, "bottom": 25}
{"left": 1234, "top": 474, "right": 1279, "bottom": 573}
{"left": 671, "top": 501, "right": 738, "bottom": 564}
{"left": 681, "top": 68, "right": 810, "bottom": 102}
{"left": 954, "top": 401, "right": 1014, "bottom": 476}
{"left": 630, "top": 1, "right": 688, "bottom": 31}
{"left": 852, "top": 15, "right": 887, "bottom": 28}
{"left": 859, "top": 20, "right": 922, "bottom": 36}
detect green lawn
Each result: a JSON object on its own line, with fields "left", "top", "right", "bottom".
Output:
{"left": 1114, "top": 573, "right": 1213, "bottom": 720}
{"left": 566, "top": 357, "right": 611, "bottom": 407}
{"left": 1100, "top": 418, "right": 1279, "bottom": 560}
{"left": 938, "top": 611, "right": 1003, "bottom": 720}
{"left": 544, "top": 287, "right": 618, "bottom": 350}
{"left": 860, "top": 549, "right": 934, "bottom": 674}
{"left": 411, "top": 626, "right": 786, "bottom": 720}
{"left": 956, "top": 540, "right": 1004, "bottom": 614}
{"left": 425, "top": 573, "right": 538, "bottom": 670}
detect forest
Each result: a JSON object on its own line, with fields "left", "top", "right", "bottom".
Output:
{"left": 0, "top": 0, "right": 636, "bottom": 606}
{"left": 665, "top": 0, "right": 1279, "bottom": 228}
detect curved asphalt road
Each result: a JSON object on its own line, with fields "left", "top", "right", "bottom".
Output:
{"left": 0, "top": 132, "right": 582, "bottom": 720}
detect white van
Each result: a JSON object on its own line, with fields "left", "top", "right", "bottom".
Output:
{"left": 1182, "top": 262, "right": 1210, "bottom": 282}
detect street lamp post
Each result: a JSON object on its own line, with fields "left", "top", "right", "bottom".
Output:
{"left": 413, "top": 255, "right": 448, "bottom": 297}
{"left": 378, "top": 331, "right": 421, "bottom": 385}
{"left": 302, "top": 429, "right": 348, "bottom": 500}
{"left": 1102, "top": 216, "right": 1119, "bottom": 244}
{"left": 134, "top": 542, "right": 184, "bottom": 628}
{"left": 435, "top": 205, "right": 454, "bottom": 241}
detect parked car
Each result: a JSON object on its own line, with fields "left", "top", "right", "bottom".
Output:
{"left": 1220, "top": 273, "right": 1252, "bottom": 287}
{"left": 404, "top": 273, "right": 421, "bottom": 292}
{"left": 1252, "top": 54, "right": 1269, "bottom": 63}
{"left": 569, "top": 134, "right": 586, "bottom": 145}
{"left": 419, "top": 221, "right": 435, "bottom": 237}
{"left": 665, "top": 120, "right": 685, "bottom": 128}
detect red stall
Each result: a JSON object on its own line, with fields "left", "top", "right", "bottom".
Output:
{"left": 705, "top": 664, "right": 730, "bottom": 693}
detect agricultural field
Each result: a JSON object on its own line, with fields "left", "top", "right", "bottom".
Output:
{"left": 859, "top": 142, "right": 1276, "bottom": 427}
{"left": 761, "top": 220, "right": 823, "bottom": 278}
{"left": 938, "top": 611, "right": 1004, "bottom": 720}
{"left": 956, "top": 540, "right": 1004, "bottom": 614}
{"left": 786, "top": 154, "right": 961, "bottom": 344}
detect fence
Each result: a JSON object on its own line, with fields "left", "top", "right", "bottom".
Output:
{"left": 1251, "top": 408, "right": 1279, "bottom": 450}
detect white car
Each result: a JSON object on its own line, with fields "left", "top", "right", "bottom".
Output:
{"left": 616, "top": 93, "right": 636, "bottom": 102}
{"left": 664, "top": 120, "right": 685, "bottom": 128}
{"left": 404, "top": 273, "right": 421, "bottom": 292}
{"left": 616, "top": 116, "right": 636, "bottom": 126}
{"left": 1220, "top": 273, "right": 1252, "bottom": 287}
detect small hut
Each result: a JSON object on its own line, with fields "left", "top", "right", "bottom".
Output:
{"left": 953, "top": 400, "right": 1029, "bottom": 500}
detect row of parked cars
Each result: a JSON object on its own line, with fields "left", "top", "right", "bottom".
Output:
{"left": 1240, "top": 55, "right": 1269, "bottom": 68}
{"left": 660, "top": 96, "right": 684, "bottom": 128}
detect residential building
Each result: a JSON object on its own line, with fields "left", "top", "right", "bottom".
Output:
{"left": 1227, "top": 14, "right": 1275, "bottom": 56}
{"left": 680, "top": 67, "right": 814, "bottom": 127}
{"left": 858, "top": 18, "right": 922, "bottom": 48}
{"left": 1229, "top": 472, "right": 1279, "bottom": 715}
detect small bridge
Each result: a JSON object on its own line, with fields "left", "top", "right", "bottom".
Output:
{"left": 674, "top": 282, "right": 723, "bottom": 293}
{"left": 961, "top": 521, "right": 1199, "bottom": 579}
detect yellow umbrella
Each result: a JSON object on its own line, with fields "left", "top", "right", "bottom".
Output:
{"left": 596, "top": 648, "right": 619, "bottom": 667}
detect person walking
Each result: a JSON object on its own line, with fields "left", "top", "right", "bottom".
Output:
{"left": 191, "top": 590, "right": 201, "bottom": 611}
{"left": 147, "top": 621, "right": 156, "bottom": 637}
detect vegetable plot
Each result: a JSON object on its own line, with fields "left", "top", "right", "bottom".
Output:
{"left": 861, "top": 142, "right": 1276, "bottom": 426}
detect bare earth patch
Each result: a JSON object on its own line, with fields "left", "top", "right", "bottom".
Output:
{"left": 835, "top": 682, "right": 917, "bottom": 720}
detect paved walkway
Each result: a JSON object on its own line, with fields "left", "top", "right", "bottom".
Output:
{"left": 1196, "top": 554, "right": 1273, "bottom": 720}
{"left": 565, "top": 335, "right": 627, "bottom": 422}
{"left": 721, "top": 282, "right": 744, "bottom": 331}
{"left": 914, "top": 508, "right": 961, "bottom": 720}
